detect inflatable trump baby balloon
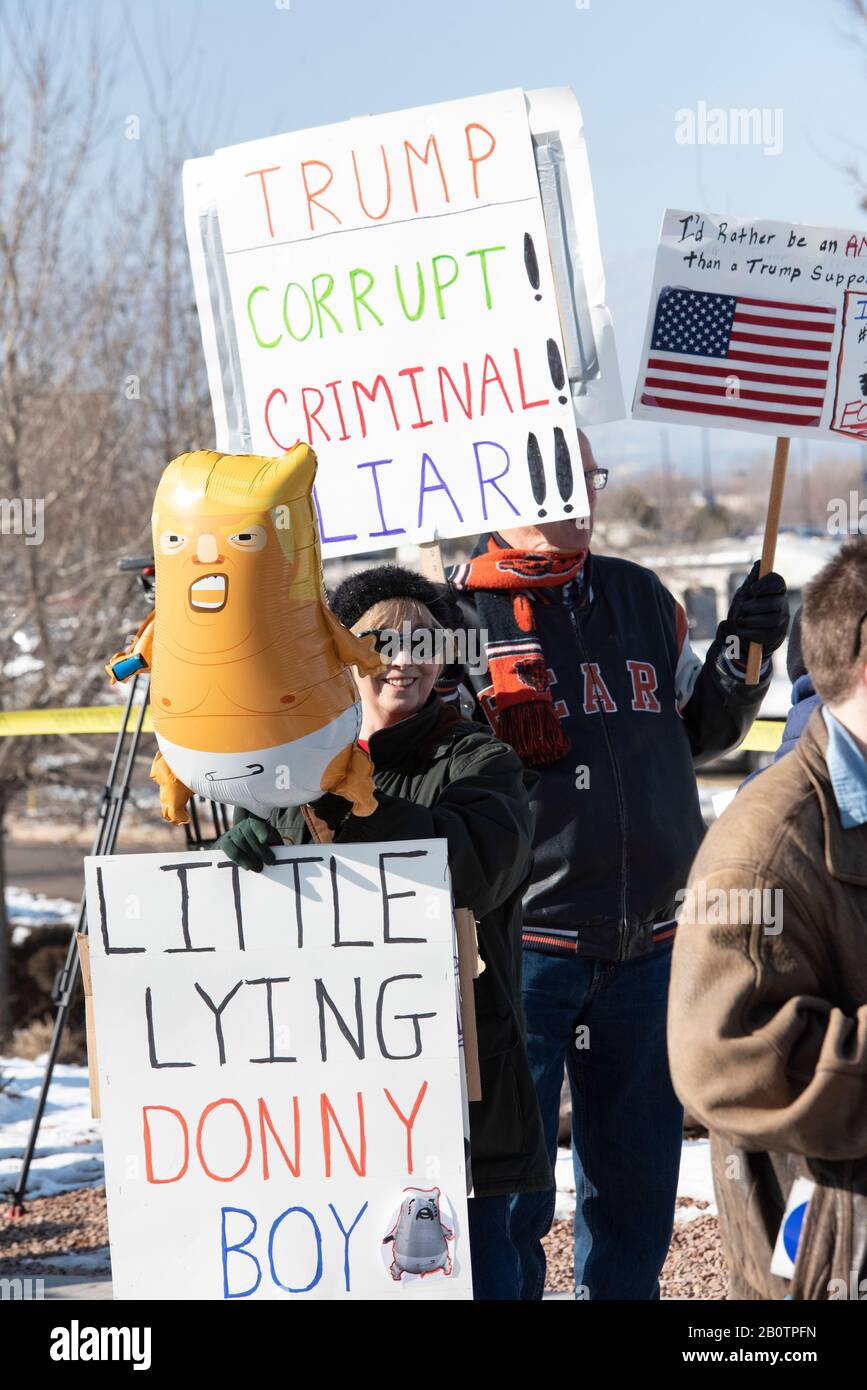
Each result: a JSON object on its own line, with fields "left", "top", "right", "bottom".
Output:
{"left": 107, "top": 445, "right": 382, "bottom": 825}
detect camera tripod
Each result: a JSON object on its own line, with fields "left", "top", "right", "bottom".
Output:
{"left": 6, "top": 557, "right": 231, "bottom": 1216}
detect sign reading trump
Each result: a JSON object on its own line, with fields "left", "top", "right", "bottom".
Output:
{"left": 84, "top": 840, "right": 471, "bottom": 1300}
{"left": 633, "top": 208, "right": 867, "bottom": 442}
{"left": 184, "top": 88, "right": 623, "bottom": 556}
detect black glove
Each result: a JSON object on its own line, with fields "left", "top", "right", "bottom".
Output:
{"left": 215, "top": 814, "right": 279, "bottom": 872}
{"left": 718, "top": 560, "right": 789, "bottom": 661}
{"left": 307, "top": 791, "right": 354, "bottom": 832}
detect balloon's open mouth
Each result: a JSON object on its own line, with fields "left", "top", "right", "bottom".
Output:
{"left": 189, "top": 573, "right": 227, "bottom": 612}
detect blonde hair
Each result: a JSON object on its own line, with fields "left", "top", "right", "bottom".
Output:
{"left": 352, "top": 597, "right": 440, "bottom": 633}
{"left": 153, "top": 447, "right": 316, "bottom": 513}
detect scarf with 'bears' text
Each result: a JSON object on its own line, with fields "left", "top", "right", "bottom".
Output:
{"left": 451, "top": 538, "right": 587, "bottom": 765}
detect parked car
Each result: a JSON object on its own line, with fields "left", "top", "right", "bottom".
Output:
{"left": 635, "top": 531, "right": 839, "bottom": 769}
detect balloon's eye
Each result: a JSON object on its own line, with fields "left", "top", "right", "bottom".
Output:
{"left": 227, "top": 526, "right": 266, "bottom": 551}
{"left": 159, "top": 530, "right": 187, "bottom": 553}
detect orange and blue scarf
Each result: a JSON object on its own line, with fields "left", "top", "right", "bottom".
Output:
{"left": 451, "top": 539, "right": 587, "bottom": 765}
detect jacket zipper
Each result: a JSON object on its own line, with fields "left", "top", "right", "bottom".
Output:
{"left": 569, "top": 599, "right": 630, "bottom": 951}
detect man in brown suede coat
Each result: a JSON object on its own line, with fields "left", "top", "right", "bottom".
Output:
{"left": 669, "top": 538, "right": 867, "bottom": 1300}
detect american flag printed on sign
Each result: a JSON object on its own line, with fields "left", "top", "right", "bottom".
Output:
{"left": 639, "top": 287, "right": 836, "bottom": 428}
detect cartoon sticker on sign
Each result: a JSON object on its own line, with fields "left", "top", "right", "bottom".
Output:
{"left": 184, "top": 88, "right": 623, "bottom": 556}
{"left": 382, "top": 1187, "right": 456, "bottom": 1283}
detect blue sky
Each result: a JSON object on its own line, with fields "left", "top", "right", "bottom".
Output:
{"left": 94, "top": 0, "right": 867, "bottom": 475}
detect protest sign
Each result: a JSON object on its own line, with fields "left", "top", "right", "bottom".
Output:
{"left": 83, "top": 839, "right": 471, "bottom": 1300}
{"left": 831, "top": 289, "right": 867, "bottom": 440}
{"left": 184, "top": 87, "right": 623, "bottom": 557}
{"left": 632, "top": 209, "right": 867, "bottom": 441}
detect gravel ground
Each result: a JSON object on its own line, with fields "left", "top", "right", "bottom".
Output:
{"left": 660, "top": 1208, "right": 727, "bottom": 1301}
{"left": 1, "top": 1185, "right": 111, "bottom": 1278}
{"left": 3, "top": 1186, "right": 727, "bottom": 1297}
{"left": 542, "top": 1198, "right": 727, "bottom": 1300}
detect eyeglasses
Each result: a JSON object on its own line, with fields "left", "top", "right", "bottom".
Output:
{"left": 585, "top": 468, "right": 609, "bottom": 492}
{"left": 851, "top": 609, "right": 867, "bottom": 660}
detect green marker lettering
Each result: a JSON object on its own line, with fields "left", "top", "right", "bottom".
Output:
{"left": 311, "top": 273, "right": 343, "bottom": 337}
{"left": 350, "top": 268, "right": 383, "bottom": 330}
{"left": 431, "top": 254, "right": 459, "bottom": 319}
{"left": 282, "top": 282, "right": 314, "bottom": 341}
{"left": 247, "top": 285, "right": 281, "bottom": 349}
{"left": 466, "top": 245, "right": 505, "bottom": 309}
{"left": 394, "top": 262, "right": 426, "bottom": 322}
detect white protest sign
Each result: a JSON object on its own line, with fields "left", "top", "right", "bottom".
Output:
{"left": 831, "top": 289, "right": 867, "bottom": 440}
{"left": 184, "top": 87, "right": 623, "bottom": 557}
{"left": 632, "top": 209, "right": 867, "bottom": 442}
{"left": 84, "top": 840, "right": 471, "bottom": 1301}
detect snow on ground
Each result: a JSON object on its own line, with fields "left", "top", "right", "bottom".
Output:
{"left": 5, "top": 887, "right": 79, "bottom": 945}
{"left": 0, "top": 1055, "right": 103, "bottom": 1198}
{"left": 0, "top": 1049, "right": 717, "bottom": 1221}
{"left": 554, "top": 1137, "right": 716, "bottom": 1222}
{"left": 28, "top": 1248, "right": 112, "bottom": 1275}
{"left": 677, "top": 1137, "right": 716, "bottom": 1207}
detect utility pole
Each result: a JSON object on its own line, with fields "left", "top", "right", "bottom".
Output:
{"left": 800, "top": 439, "right": 810, "bottom": 527}
{"left": 660, "top": 427, "right": 672, "bottom": 513}
{"left": 701, "top": 428, "right": 715, "bottom": 507}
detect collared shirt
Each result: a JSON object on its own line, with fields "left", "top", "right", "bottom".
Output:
{"left": 821, "top": 707, "right": 867, "bottom": 828}
{"left": 559, "top": 557, "right": 593, "bottom": 612}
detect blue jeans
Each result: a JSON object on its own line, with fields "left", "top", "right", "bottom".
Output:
{"left": 468, "top": 1194, "right": 521, "bottom": 1300}
{"left": 510, "top": 944, "right": 682, "bottom": 1300}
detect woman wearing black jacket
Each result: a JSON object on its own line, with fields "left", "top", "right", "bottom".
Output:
{"left": 217, "top": 565, "right": 550, "bottom": 1300}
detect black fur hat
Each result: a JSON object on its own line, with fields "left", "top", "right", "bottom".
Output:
{"left": 329, "top": 564, "right": 461, "bottom": 631}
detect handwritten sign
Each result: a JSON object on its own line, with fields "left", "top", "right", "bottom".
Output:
{"left": 84, "top": 840, "right": 471, "bottom": 1300}
{"left": 184, "top": 88, "right": 623, "bottom": 556}
{"left": 831, "top": 289, "right": 867, "bottom": 439}
{"left": 632, "top": 208, "right": 867, "bottom": 442}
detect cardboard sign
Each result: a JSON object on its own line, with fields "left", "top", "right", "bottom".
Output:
{"left": 831, "top": 290, "right": 867, "bottom": 439}
{"left": 184, "top": 88, "right": 623, "bottom": 557}
{"left": 84, "top": 840, "right": 471, "bottom": 1300}
{"left": 632, "top": 208, "right": 867, "bottom": 442}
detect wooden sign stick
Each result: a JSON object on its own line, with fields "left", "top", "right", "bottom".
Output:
{"left": 745, "top": 435, "right": 790, "bottom": 684}
{"left": 418, "top": 539, "right": 446, "bottom": 582}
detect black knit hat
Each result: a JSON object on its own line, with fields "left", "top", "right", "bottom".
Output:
{"left": 787, "top": 605, "right": 806, "bottom": 683}
{"left": 329, "top": 564, "right": 461, "bottom": 631}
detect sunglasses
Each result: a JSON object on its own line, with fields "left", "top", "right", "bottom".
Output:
{"left": 585, "top": 468, "right": 609, "bottom": 492}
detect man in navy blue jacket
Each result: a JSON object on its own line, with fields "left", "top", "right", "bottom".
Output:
{"left": 771, "top": 607, "right": 821, "bottom": 759}
{"left": 450, "top": 431, "right": 789, "bottom": 1299}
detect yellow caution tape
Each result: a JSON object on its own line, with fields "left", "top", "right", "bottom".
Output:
{"left": 740, "top": 719, "right": 785, "bottom": 753}
{"left": 0, "top": 705, "right": 153, "bottom": 736}
{"left": 0, "top": 705, "right": 787, "bottom": 752}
